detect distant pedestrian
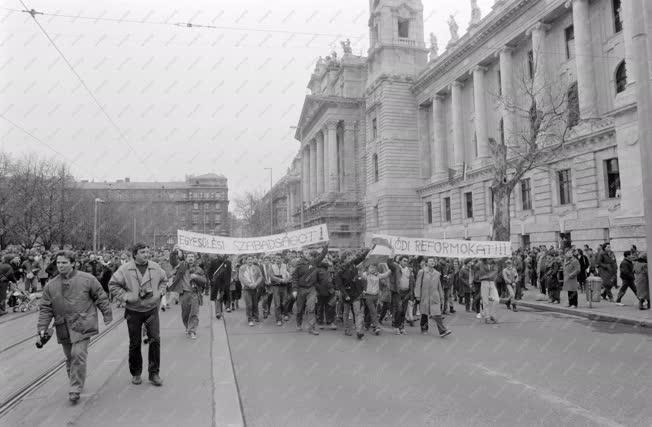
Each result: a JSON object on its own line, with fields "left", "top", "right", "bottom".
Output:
{"left": 597, "top": 243, "right": 617, "bottom": 302}
{"left": 109, "top": 243, "right": 166, "bottom": 387}
{"left": 38, "top": 250, "right": 112, "bottom": 403}
{"left": 563, "top": 249, "right": 580, "bottom": 308}
{"left": 616, "top": 251, "right": 637, "bottom": 306}
{"left": 634, "top": 253, "right": 648, "bottom": 310}
{"left": 502, "top": 259, "right": 518, "bottom": 312}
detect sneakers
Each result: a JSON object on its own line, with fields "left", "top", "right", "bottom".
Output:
{"left": 328, "top": 323, "right": 337, "bottom": 330}
{"left": 356, "top": 332, "right": 364, "bottom": 340}
{"left": 309, "top": 329, "right": 320, "bottom": 336}
{"left": 616, "top": 302, "right": 624, "bottom": 306}
{"left": 276, "top": 321, "right": 282, "bottom": 326}
{"left": 248, "top": 321, "right": 254, "bottom": 327}
{"left": 394, "top": 328, "right": 401, "bottom": 335}
{"left": 68, "top": 392, "right": 80, "bottom": 403}
{"left": 296, "top": 325, "right": 303, "bottom": 332}
{"left": 439, "top": 330, "right": 452, "bottom": 338}
{"left": 132, "top": 375, "right": 142, "bottom": 385}
{"left": 149, "top": 374, "right": 163, "bottom": 387}
{"left": 373, "top": 328, "right": 381, "bottom": 336}
{"left": 399, "top": 328, "right": 406, "bottom": 335}
{"left": 318, "top": 324, "right": 325, "bottom": 330}
{"left": 476, "top": 313, "right": 482, "bottom": 319}
{"left": 489, "top": 316, "right": 497, "bottom": 324}
{"left": 189, "top": 332, "right": 197, "bottom": 339}
{"left": 283, "top": 315, "right": 289, "bottom": 321}
{"left": 226, "top": 307, "right": 232, "bottom": 313}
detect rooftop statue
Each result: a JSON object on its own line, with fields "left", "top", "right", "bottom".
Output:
{"left": 447, "top": 15, "right": 459, "bottom": 45}
{"left": 429, "top": 33, "right": 439, "bottom": 60}
{"left": 470, "top": 0, "right": 482, "bottom": 27}
{"left": 341, "top": 38, "right": 352, "bottom": 55}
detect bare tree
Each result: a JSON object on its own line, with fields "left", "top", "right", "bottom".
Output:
{"left": 489, "top": 59, "right": 575, "bottom": 241}
{"left": 233, "top": 189, "right": 266, "bottom": 237}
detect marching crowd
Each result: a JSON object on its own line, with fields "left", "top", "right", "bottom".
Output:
{"left": 0, "top": 239, "right": 648, "bottom": 404}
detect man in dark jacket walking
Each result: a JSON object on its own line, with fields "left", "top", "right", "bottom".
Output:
{"left": 334, "top": 249, "right": 369, "bottom": 338}
{"left": 616, "top": 251, "right": 637, "bottom": 305}
{"left": 291, "top": 244, "right": 328, "bottom": 335}
{"left": 209, "top": 256, "right": 231, "bottom": 319}
{"left": 38, "top": 250, "right": 112, "bottom": 403}
{"left": 0, "top": 257, "right": 16, "bottom": 316}
{"left": 387, "top": 255, "right": 415, "bottom": 335}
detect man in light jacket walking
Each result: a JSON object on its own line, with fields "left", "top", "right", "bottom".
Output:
{"left": 239, "top": 256, "right": 263, "bottom": 326}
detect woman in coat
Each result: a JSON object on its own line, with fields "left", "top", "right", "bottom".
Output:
{"left": 634, "top": 253, "right": 649, "bottom": 310}
{"left": 562, "top": 249, "right": 581, "bottom": 308}
{"left": 414, "top": 257, "right": 451, "bottom": 337}
{"left": 597, "top": 243, "right": 618, "bottom": 301}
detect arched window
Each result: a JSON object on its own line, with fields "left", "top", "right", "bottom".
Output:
{"left": 372, "top": 153, "right": 379, "bottom": 182}
{"left": 567, "top": 82, "right": 579, "bottom": 127}
{"left": 615, "top": 61, "right": 627, "bottom": 94}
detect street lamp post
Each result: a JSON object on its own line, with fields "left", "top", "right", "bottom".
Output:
{"left": 93, "top": 198, "right": 104, "bottom": 252}
{"left": 264, "top": 168, "right": 273, "bottom": 234}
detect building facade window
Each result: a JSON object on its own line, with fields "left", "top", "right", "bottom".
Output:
{"left": 605, "top": 158, "right": 621, "bottom": 198}
{"left": 443, "top": 197, "right": 451, "bottom": 222}
{"left": 465, "top": 192, "right": 473, "bottom": 219}
{"left": 521, "top": 178, "right": 532, "bottom": 210}
{"left": 426, "top": 201, "right": 432, "bottom": 224}
{"left": 615, "top": 61, "right": 627, "bottom": 94}
{"left": 372, "top": 153, "right": 379, "bottom": 182}
{"left": 567, "top": 82, "right": 579, "bottom": 127}
{"left": 398, "top": 19, "right": 409, "bottom": 38}
{"left": 499, "top": 118, "right": 505, "bottom": 145}
{"left": 497, "top": 69, "right": 502, "bottom": 96}
{"left": 613, "top": 0, "right": 623, "bottom": 33}
{"left": 193, "top": 202, "right": 199, "bottom": 210}
{"left": 372, "top": 117, "right": 378, "bottom": 140}
{"left": 558, "top": 169, "right": 572, "bottom": 205}
{"left": 527, "top": 50, "right": 534, "bottom": 79}
{"left": 521, "top": 234, "right": 531, "bottom": 250}
{"left": 564, "top": 25, "right": 575, "bottom": 59}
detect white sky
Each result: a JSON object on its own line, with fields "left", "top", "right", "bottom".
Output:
{"left": 0, "top": 0, "right": 494, "bottom": 202}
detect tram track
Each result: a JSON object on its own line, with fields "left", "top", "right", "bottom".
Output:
{"left": 0, "top": 333, "right": 38, "bottom": 356}
{"left": 0, "top": 317, "right": 125, "bottom": 418}
{"left": 0, "top": 310, "right": 37, "bottom": 326}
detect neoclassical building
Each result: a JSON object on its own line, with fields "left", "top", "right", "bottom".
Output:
{"left": 269, "top": 0, "right": 651, "bottom": 254}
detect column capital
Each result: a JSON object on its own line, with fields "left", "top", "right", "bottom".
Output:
{"left": 343, "top": 121, "right": 357, "bottom": 131}
{"left": 527, "top": 21, "right": 551, "bottom": 36}
{"left": 450, "top": 80, "right": 464, "bottom": 90}
{"left": 495, "top": 45, "right": 514, "bottom": 58}
{"left": 325, "top": 120, "right": 338, "bottom": 131}
{"left": 472, "top": 65, "right": 488, "bottom": 74}
{"left": 433, "top": 94, "right": 445, "bottom": 103}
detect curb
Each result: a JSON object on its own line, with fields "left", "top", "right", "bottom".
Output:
{"left": 517, "top": 301, "right": 652, "bottom": 328}
{"left": 210, "top": 305, "right": 246, "bottom": 427}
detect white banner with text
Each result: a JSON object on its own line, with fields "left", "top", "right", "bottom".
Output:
{"left": 177, "top": 225, "right": 329, "bottom": 254}
{"left": 370, "top": 234, "right": 512, "bottom": 259}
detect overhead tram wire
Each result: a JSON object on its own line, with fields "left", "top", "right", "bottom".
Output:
{"left": 2, "top": 6, "right": 624, "bottom": 61}
{"left": 16, "top": 0, "right": 156, "bottom": 178}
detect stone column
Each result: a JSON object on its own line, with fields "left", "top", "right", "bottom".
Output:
{"left": 301, "top": 149, "right": 309, "bottom": 204}
{"left": 431, "top": 95, "right": 447, "bottom": 176}
{"left": 309, "top": 140, "right": 317, "bottom": 201}
{"left": 316, "top": 136, "right": 324, "bottom": 195}
{"left": 451, "top": 81, "right": 465, "bottom": 167}
{"left": 473, "top": 66, "right": 489, "bottom": 159}
{"left": 571, "top": 0, "right": 598, "bottom": 119}
{"left": 343, "top": 121, "right": 356, "bottom": 191}
{"left": 619, "top": 0, "right": 637, "bottom": 85}
{"left": 326, "top": 121, "right": 339, "bottom": 192}
{"left": 499, "top": 46, "right": 516, "bottom": 145}
{"left": 529, "top": 22, "right": 550, "bottom": 106}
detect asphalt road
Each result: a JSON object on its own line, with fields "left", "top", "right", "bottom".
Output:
{"left": 225, "top": 306, "right": 652, "bottom": 427}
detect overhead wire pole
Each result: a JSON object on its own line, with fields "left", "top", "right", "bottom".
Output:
{"left": 264, "top": 168, "right": 273, "bottom": 234}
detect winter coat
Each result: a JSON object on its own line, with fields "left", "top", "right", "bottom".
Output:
{"left": 37, "top": 270, "right": 112, "bottom": 344}
{"left": 562, "top": 257, "right": 580, "bottom": 292}
{"left": 458, "top": 264, "right": 474, "bottom": 293}
{"left": 577, "top": 255, "right": 589, "bottom": 283}
{"left": 386, "top": 259, "right": 415, "bottom": 294}
{"left": 334, "top": 250, "right": 369, "bottom": 302}
{"left": 238, "top": 264, "right": 263, "bottom": 290}
{"left": 109, "top": 261, "right": 168, "bottom": 312}
{"left": 597, "top": 250, "right": 618, "bottom": 288}
{"left": 210, "top": 260, "right": 232, "bottom": 301}
{"left": 619, "top": 258, "right": 635, "bottom": 284}
{"left": 634, "top": 258, "right": 649, "bottom": 300}
{"left": 291, "top": 246, "right": 328, "bottom": 292}
{"left": 314, "top": 263, "right": 334, "bottom": 297}
{"left": 414, "top": 268, "right": 443, "bottom": 317}
{"left": 0, "top": 262, "right": 15, "bottom": 284}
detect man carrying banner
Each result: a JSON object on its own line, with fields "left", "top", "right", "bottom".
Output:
{"left": 239, "top": 256, "right": 263, "bottom": 327}
{"left": 291, "top": 244, "right": 329, "bottom": 335}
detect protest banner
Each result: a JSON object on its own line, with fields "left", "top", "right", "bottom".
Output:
{"left": 177, "top": 224, "right": 328, "bottom": 255}
{"left": 370, "top": 234, "right": 512, "bottom": 259}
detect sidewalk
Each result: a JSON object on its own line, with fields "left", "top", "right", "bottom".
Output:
{"left": 2, "top": 302, "right": 244, "bottom": 427}
{"left": 517, "top": 287, "right": 652, "bottom": 327}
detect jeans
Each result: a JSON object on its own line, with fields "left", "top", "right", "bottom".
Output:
{"left": 180, "top": 291, "right": 200, "bottom": 333}
{"left": 125, "top": 308, "right": 160, "bottom": 377}
{"left": 362, "top": 294, "right": 379, "bottom": 330}
{"left": 616, "top": 281, "right": 637, "bottom": 302}
{"left": 391, "top": 290, "right": 411, "bottom": 329}
{"left": 463, "top": 292, "right": 472, "bottom": 311}
{"left": 62, "top": 338, "right": 90, "bottom": 393}
{"left": 243, "top": 288, "right": 260, "bottom": 322}
{"left": 342, "top": 299, "right": 363, "bottom": 335}
{"left": 442, "top": 287, "right": 452, "bottom": 313}
{"left": 272, "top": 285, "right": 289, "bottom": 322}
{"left": 378, "top": 300, "right": 391, "bottom": 323}
{"left": 214, "top": 290, "right": 223, "bottom": 316}
{"left": 472, "top": 283, "right": 482, "bottom": 314}
{"left": 420, "top": 314, "right": 447, "bottom": 334}
{"left": 315, "top": 294, "right": 335, "bottom": 325}
{"left": 480, "top": 281, "right": 499, "bottom": 319}
{"left": 260, "top": 286, "right": 273, "bottom": 317}
{"left": 295, "top": 287, "right": 316, "bottom": 330}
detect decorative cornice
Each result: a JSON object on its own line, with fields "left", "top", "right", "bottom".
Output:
{"left": 412, "top": 0, "right": 538, "bottom": 94}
